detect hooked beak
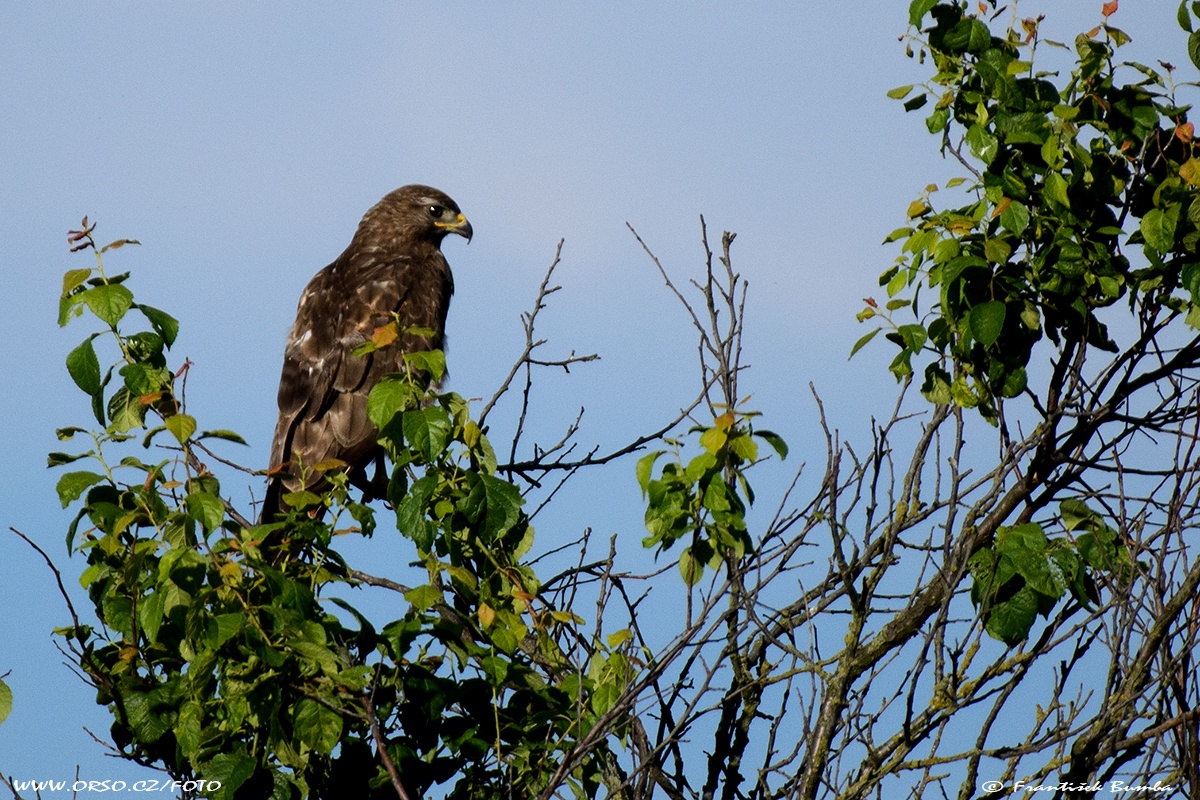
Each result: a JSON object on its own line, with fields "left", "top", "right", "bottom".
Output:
{"left": 436, "top": 212, "right": 473, "bottom": 243}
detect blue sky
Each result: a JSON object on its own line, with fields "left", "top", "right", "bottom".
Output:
{"left": 0, "top": 0, "right": 1187, "bottom": 790}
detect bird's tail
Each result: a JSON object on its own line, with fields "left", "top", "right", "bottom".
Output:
{"left": 259, "top": 476, "right": 284, "bottom": 524}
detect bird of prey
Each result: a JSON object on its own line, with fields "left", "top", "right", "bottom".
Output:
{"left": 261, "top": 185, "right": 472, "bottom": 520}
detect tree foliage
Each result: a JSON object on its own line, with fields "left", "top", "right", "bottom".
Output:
{"left": 16, "top": 1, "right": 1200, "bottom": 799}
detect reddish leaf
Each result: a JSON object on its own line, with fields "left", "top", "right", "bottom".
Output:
{"left": 372, "top": 322, "right": 399, "bottom": 348}
{"left": 1176, "top": 122, "right": 1194, "bottom": 143}
{"left": 1101, "top": 0, "right": 1117, "bottom": 17}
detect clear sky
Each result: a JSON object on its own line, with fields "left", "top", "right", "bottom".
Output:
{"left": 0, "top": 0, "right": 1187, "bottom": 790}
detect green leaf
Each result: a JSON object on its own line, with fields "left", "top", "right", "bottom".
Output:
{"left": 56, "top": 471, "right": 105, "bottom": 508}
{"left": 1141, "top": 206, "right": 1179, "bottom": 252}
{"left": 62, "top": 268, "right": 92, "bottom": 296}
{"left": 985, "top": 584, "right": 1039, "bottom": 644}
{"left": 402, "top": 348, "right": 447, "bottom": 382}
{"left": 122, "top": 690, "right": 172, "bottom": 743}
{"left": 366, "top": 378, "right": 417, "bottom": 429}
{"left": 636, "top": 451, "right": 664, "bottom": 493}
{"left": 83, "top": 283, "right": 135, "bottom": 327}
{"left": 607, "top": 629, "right": 633, "bottom": 648}
{"left": 965, "top": 124, "right": 998, "bottom": 164}
{"left": 164, "top": 414, "right": 196, "bottom": 445}
{"left": 753, "top": 430, "right": 788, "bottom": 460}
{"left": 1190, "top": 31, "right": 1200, "bottom": 72}
{"left": 107, "top": 387, "right": 146, "bottom": 433}
{"left": 197, "top": 429, "right": 248, "bottom": 445}
{"left": 849, "top": 327, "right": 880, "bottom": 358}
{"left": 897, "top": 323, "right": 927, "bottom": 352}
{"left": 969, "top": 301, "right": 1006, "bottom": 346}
{"left": 908, "top": 0, "right": 938, "bottom": 27}
{"left": 590, "top": 679, "right": 621, "bottom": 717}
{"left": 1059, "top": 498, "right": 1096, "bottom": 531}
{"left": 138, "top": 590, "right": 166, "bottom": 644}
{"left": 481, "top": 655, "right": 510, "bottom": 686}
{"left": 396, "top": 475, "right": 437, "bottom": 550}
{"left": 293, "top": 698, "right": 343, "bottom": 756}
{"left": 66, "top": 337, "right": 102, "bottom": 396}
{"left": 472, "top": 474, "right": 524, "bottom": 541}
{"left": 59, "top": 291, "right": 88, "bottom": 327}
{"left": 921, "top": 364, "right": 953, "bottom": 404}
{"left": 984, "top": 237, "right": 1012, "bottom": 264}
{"left": 291, "top": 641, "right": 341, "bottom": 676}
{"left": 944, "top": 19, "right": 990, "bottom": 54}
{"left": 404, "top": 584, "right": 442, "bottom": 610}
{"left": 699, "top": 426, "right": 727, "bottom": 454}
{"left": 1181, "top": 0, "right": 1194, "bottom": 32}
{"left": 175, "top": 701, "right": 202, "bottom": 760}
{"left": 202, "top": 751, "right": 257, "bottom": 800}
{"left": 1043, "top": 172, "right": 1071, "bottom": 209}
{"left": 283, "top": 490, "right": 322, "bottom": 510}
{"left": 999, "top": 200, "right": 1030, "bottom": 235}
{"left": 887, "top": 84, "right": 914, "bottom": 99}
{"left": 679, "top": 546, "right": 703, "bottom": 587}
{"left": 47, "top": 451, "right": 93, "bottom": 467}
{"left": 1000, "top": 366, "right": 1027, "bottom": 397}
{"left": 402, "top": 406, "right": 452, "bottom": 462}
{"left": 185, "top": 491, "right": 225, "bottom": 533}
{"left": 205, "top": 613, "right": 244, "bottom": 649}
{"left": 0, "top": 678, "right": 11, "bottom": 725}
{"left": 119, "top": 363, "right": 168, "bottom": 396}
{"left": 925, "top": 107, "right": 950, "bottom": 134}
{"left": 136, "top": 305, "right": 179, "bottom": 348}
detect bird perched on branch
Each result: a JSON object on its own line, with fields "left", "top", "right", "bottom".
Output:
{"left": 262, "top": 185, "right": 472, "bottom": 520}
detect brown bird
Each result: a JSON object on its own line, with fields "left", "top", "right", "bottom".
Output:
{"left": 262, "top": 185, "right": 472, "bottom": 520}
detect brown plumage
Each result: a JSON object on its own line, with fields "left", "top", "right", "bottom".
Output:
{"left": 262, "top": 185, "right": 472, "bottom": 520}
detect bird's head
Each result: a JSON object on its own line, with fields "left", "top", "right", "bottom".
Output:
{"left": 360, "top": 185, "right": 472, "bottom": 250}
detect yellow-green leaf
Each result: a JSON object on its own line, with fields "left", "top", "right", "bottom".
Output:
{"left": 164, "top": 414, "right": 196, "bottom": 445}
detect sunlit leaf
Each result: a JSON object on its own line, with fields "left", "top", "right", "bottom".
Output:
{"left": 402, "top": 406, "right": 452, "bottom": 462}
{"left": 1043, "top": 172, "right": 1071, "bottom": 208}
{"left": 164, "top": 413, "right": 196, "bottom": 445}
{"left": 636, "top": 451, "right": 665, "bottom": 493}
{"left": 1141, "top": 206, "right": 1179, "bottom": 252}
{"left": 366, "top": 378, "right": 417, "bottom": 429}
{"left": 0, "top": 679, "right": 11, "bottom": 725}
{"left": 185, "top": 491, "right": 225, "bottom": 533}
{"left": 56, "top": 471, "right": 105, "bottom": 508}
{"left": 83, "top": 283, "right": 134, "bottom": 327}
{"left": 908, "top": 0, "right": 938, "bottom": 26}
{"left": 999, "top": 200, "right": 1030, "bottom": 235}
{"left": 405, "top": 584, "right": 442, "bottom": 611}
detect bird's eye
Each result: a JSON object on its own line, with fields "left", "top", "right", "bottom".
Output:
{"left": 428, "top": 204, "right": 444, "bottom": 218}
